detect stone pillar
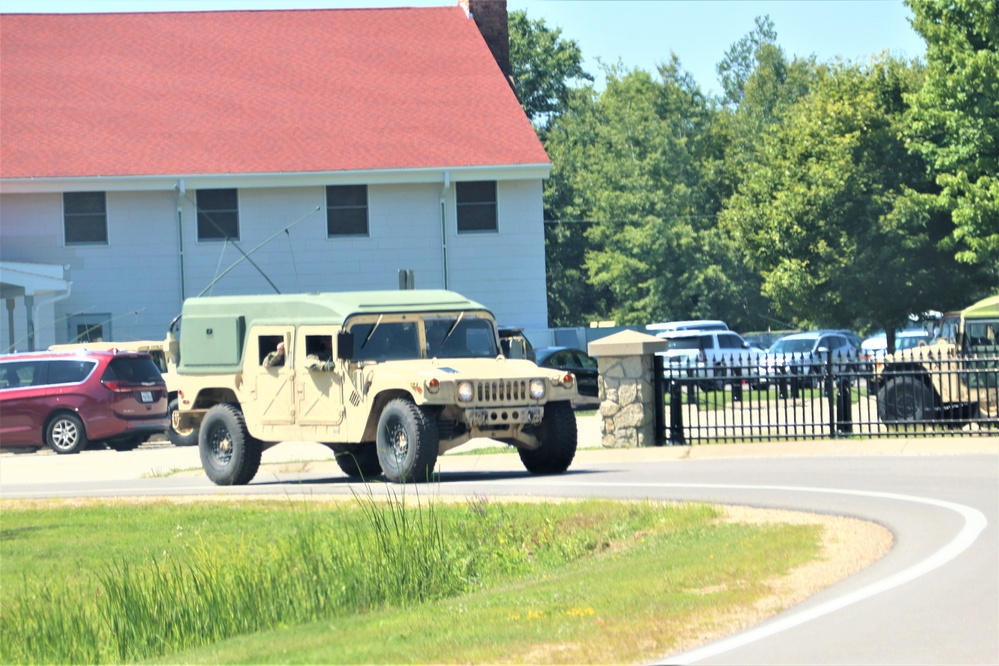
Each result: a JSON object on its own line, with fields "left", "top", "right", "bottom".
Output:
{"left": 588, "top": 330, "right": 667, "bottom": 448}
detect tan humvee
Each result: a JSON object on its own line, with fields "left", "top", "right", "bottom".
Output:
{"left": 172, "top": 290, "right": 580, "bottom": 485}
{"left": 48, "top": 339, "right": 198, "bottom": 446}
{"left": 874, "top": 294, "right": 999, "bottom": 424}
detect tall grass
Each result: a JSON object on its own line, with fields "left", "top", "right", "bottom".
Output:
{"left": 1, "top": 495, "right": 696, "bottom": 664}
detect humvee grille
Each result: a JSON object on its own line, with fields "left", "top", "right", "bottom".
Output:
{"left": 475, "top": 380, "right": 529, "bottom": 403}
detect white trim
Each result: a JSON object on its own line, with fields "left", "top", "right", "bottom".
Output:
{"left": 0, "top": 164, "right": 553, "bottom": 195}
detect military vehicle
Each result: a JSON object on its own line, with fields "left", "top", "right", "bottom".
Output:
{"left": 875, "top": 294, "right": 999, "bottom": 424}
{"left": 48, "top": 338, "right": 197, "bottom": 447}
{"left": 171, "top": 290, "right": 580, "bottom": 485}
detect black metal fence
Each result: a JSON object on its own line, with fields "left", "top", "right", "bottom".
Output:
{"left": 658, "top": 350, "right": 999, "bottom": 444}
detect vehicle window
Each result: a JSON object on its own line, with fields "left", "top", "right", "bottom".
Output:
{"left": 147, "top": 350, "right": 168, "bottom": 374}
{"left": 577, "top": 353, "right": 597, "bottom": 370}
{"left": 424, "top": 316, "right": 497, "bottom": 359}
{"left": 0, "top": 361, "right": 42, "bottom": 389}
{"left": 938, "top": 315, "right": 959, "bottom": 343}
{"left": 897, "top": 335, "right": 930, "bottom": 350}
{"left": 353, "top": 321, "right": 421, "bottom": 361}
{"left": 770, "top": 339, "right": 815, "bottom": 354}
{"left": 965, "top": 321, "right": 999, "bottom": 350}
{"left": 305, "top": 335, "right": 335, "bottom": 361}
{"left": 667, "top": 338, "right": 700, "bottom": 351}
{"left": 717, "top": 334, "right": 743, "bottom": 349}
{"left": 259, "top": 335, "right": 285, "bottom": 367}
{"left": 103, "top": 357, "right": 163, "bottom": 385}
{"left": 698, "top": 336, "right": 713, "bottom": 350}
{"left": 47, "top": 360, "right": 96, "bottom": 385}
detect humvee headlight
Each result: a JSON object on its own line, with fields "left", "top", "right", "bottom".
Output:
{"left": 457, "top": 381, "right": 474, "bottom": 402}
{"left": 529, "top": 378, "right": 546, "bottom": 399}
{"left": 426, "top": 377, "right": 440, "bottom": 394}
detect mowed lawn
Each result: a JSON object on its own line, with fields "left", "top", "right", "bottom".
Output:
{"left": 1, "top": 495, "right": 821, "bottom": 664}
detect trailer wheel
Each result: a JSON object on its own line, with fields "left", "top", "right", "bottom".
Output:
{"left": 333, "top": 443, "right": 382, "bottom": 479}
{"left": 878, "top": 376, "right": 935, "bottom": 423}
{"left": 167, "top": 398, "right": 199, "bottom": 447}
{"left": 199, "top": 403, "right": 262, "bottom": 486}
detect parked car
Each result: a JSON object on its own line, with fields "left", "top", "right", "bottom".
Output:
{"left": 646, "top": 319, "right": 729, "bottom": 333}
{"left": 655, "top": 330, "right": 766, "bottom": 389}
{"left": 861, "top": 330, "right": 933, "bottom": 360}
{"left": 759, "top": 331, "right": 857, "bottom": 390}
{"left": 535, "top": 346, "right": 599, "bottom": 399}
{"left": 0, "top": 349, "right": 169, "bottom": 454}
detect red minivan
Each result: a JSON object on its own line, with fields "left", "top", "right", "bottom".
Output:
{"left": 0, "top": 349, "right": 169, "bottom": 454}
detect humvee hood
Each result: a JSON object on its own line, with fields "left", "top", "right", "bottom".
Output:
{"left": 375, "top": 357, "right": 559, "bottom": 380}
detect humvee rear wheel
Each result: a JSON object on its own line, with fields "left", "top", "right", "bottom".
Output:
{"left": 199, "top": 404, "right": 262, "bottom": 486}
{"left": 376, "top": 399, "right": 439, "bottom": 483}
{"left": 167, "top": 398, "right": 199, "bottom": 447}
{"left": 878, "top": 376, "right": 934, "bottom": 423}
{"left": 333, "top": 443, "right": 382, "bottom": 479}
{"left": 519, "top": 401, "right": 577, "bottom": 475}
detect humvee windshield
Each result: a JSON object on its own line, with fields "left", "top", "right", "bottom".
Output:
{"left": 348, "top": 313, "right": 499, "bottom": 362}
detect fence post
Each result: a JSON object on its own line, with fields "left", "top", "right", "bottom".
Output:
{"left": 826, "top": 349, "right": 836, "bottom": 436}
{"left": 670, "top": 380, "right": 686, "bottom": 445}
{"left": 654, "top": 354, "right": 666, "bottom": 446}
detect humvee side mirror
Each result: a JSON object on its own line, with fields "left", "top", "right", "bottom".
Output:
{"left": 337, "top": 331, "right": 354, "bottom": 361}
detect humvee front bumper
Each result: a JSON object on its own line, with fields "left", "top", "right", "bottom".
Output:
{"left": 465, "top": 405, "right": 543, "bottom": 427}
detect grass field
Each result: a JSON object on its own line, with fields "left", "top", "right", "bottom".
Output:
{"left": 1, "top": 494, "right": 821, "bottom": 664}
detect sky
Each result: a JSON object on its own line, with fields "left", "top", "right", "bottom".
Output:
{"left": 1, "top": 0, "right": 927, "bottom": 97}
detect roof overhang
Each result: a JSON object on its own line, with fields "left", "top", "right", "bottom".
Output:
{"left": 0, "top": 163, "right": 553, "bottom": 195}
{"left": 0, "top": 261, "right": 71, "bottom": 299}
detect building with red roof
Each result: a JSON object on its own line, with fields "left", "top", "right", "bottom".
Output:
{"left": 0, "top": 0, "right": 551, "bottom": 350}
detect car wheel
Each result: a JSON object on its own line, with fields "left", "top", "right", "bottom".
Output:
{"left": 878, "top": 376, "right": 935, "bottom": 423}
{"left": 376, "top": 399, "right": 439, "bottom": 483}
{"left": 167, "top": 398, "right": 199, "bottom": 447}
{"left": 519, "top": 401, "right": 577, "bottom": 475}
{"left": 199, "top": 403, "right": 262, "bottom": 486}
{"left": 332, "top": 443, "right": 382, "bottom": 479}
{"left": 45, "top": 412, "right": 88, "bottom": 454}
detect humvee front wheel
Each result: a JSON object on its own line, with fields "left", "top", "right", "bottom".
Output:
{"left": 199, "top": 404, "right": 262, "bottom": 486}
{"left": 878, "top": 376, "right": 935, "bottom": 423}
{"left": 333, "top": 443, "right": 382, "bottom": 479}
{"left": 519, "top": 401, "right": 577, "bottom": 475}
{"left": 376, "top": 399, "right": 439, "bottom": 483}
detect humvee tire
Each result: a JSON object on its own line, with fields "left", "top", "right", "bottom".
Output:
{"left": 878, "top": 376, "right": 935, "bottom": 423}
{"left": 333, "top": 443, "right": 382, "bottom": 479}
{"left": 167, "top": 398, "right": 199, "bottom": 447}
{"left": 376, "top": 399, "right": 439, "bottom": 483}
{"left": 519, "top": 401, "right": 577, "bottom": 474}
{"left": 199, "top": 403, "right": 262, "bottom": 486}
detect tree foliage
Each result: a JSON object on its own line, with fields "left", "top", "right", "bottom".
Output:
{"left": 903, "top": 0, "right": 999, "bottom": 268}
{"left": 508, "top": 9, "right": 593, "bottom": 134}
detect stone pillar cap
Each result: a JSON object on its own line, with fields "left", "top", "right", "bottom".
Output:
{"left": 588, "top": 330, "right": 667, "bottom": 357}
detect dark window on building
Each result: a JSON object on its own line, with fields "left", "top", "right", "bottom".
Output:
{"left": 64, "top": 192, "right": 108, "bottom": 245}
{"left": 326, "top": 185, "right": 369, "bottom": 237}
{"left": 456, "top": 181, "right": 497, "bottom": 233}
{"left": 197, "top": 189, "right": 239, "bottom": 241}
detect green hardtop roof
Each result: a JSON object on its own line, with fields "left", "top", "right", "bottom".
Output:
{"left": 964, "top": 294, "right": 999, "bottom": 320}
{"left": 181, "top": 290, "right": 491, "bottom": 326}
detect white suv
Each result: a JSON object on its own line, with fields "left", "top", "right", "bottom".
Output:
{"left": 656, "top": 330, "right": 766, "bottom": 388}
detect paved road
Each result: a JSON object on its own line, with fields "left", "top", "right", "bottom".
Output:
{"left": 1, "top": 425, "right": 997, "bottom": 665}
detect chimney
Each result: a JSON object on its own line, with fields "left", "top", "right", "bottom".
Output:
{"left": 458, "top": 0, "right": 513, "bottom": 86}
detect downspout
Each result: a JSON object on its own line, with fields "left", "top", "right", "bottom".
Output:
{"left": 30, "top": 281, "right": 72, "bottom": 350}
{"left": 175, "top": 179, "right": 187, "bottom": 301}
{"left": 440, "top": 171, "right": 450, "bottom": 289}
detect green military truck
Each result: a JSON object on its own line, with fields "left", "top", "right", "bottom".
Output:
{"left": 875, "top": 294, "right": 999, "bottom": 424}
{"left": 171, "top": 290, "right": 580, "bottom": 485}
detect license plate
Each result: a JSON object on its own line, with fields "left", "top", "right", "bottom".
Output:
{"left": 140, "top": 391, "right": 153, "bottom": 403}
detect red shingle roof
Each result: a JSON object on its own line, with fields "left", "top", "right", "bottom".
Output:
{"left": 0, "top": 7, "right": 549, "bottom": 179}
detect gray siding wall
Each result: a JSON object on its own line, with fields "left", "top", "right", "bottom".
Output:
{"left": 0, "top": 179, "right": 548, "bottom": 348}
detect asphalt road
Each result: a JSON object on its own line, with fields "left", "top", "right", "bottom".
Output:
{"left": 1, "top": 431, "right": 997, "bottom": 665}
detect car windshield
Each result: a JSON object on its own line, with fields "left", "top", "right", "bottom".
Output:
{"left": 667, "top": 338, "right": 701, "bottom": 350}
{"left": 425, "top": 315, "right": 498, "bottom": 359}
{"left": 770, "top": 338, "right": 816, "bottom": 354}
{"left": 897, "top": 335, "right": 930, "bottom": 350}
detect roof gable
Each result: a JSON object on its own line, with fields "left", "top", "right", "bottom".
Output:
{"left": 0, "top": 7, "right": 550, "bottom": 180}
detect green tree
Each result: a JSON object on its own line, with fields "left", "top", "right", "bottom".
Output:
{"left": 903, "top": 0, "right": 999, "bottom": 268}
{"left": 508, "top": 9, "right": 593, "bottom": 134}
{"left": 721, "top": 57, "right": 977, "bottom": 340}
